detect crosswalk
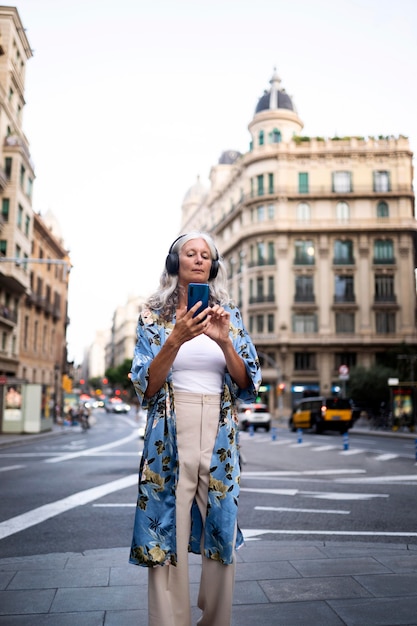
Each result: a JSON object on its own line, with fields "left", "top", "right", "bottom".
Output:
{"left": 239, "top": 432, "right": 404, "bottom": 462}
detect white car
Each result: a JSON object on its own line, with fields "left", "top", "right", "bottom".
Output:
{"left": 105, "top": 398, "right": 131, "bottom": 414}
{"left": 238, "top": 403, "right": 271, "bottom": 432}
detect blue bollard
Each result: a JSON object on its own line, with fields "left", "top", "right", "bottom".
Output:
{"left": 343, "top": 432, "right": 349, "bottom": 450}
{"left": 271, "top": 427, "right": 277, "bottom": 441}
{"left": 249, "top": 424, "right": 255, "bottom": 437}
{"left": 297, "top": 428, "right": 303, "bottom": 443}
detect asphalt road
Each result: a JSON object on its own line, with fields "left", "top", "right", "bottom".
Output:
{"left": 0, "top": 410, "right": 416, "bottom": 560}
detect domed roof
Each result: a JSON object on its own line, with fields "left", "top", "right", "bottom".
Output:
{"left": 182, "top": 176, "right": 207, "bottom": 204}
{"left": 255, "top": 69, "right": 296, "bottom": 114}
{"left": 218, "top": 150, "right": 241, "bottom": 165}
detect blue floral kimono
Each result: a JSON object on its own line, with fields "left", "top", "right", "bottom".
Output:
{"left": 129, "top": 303, "right": 261, "bottom": 568}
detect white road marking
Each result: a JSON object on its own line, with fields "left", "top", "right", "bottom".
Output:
{"left": 339, "top": 449, "right": 366, "bottom": 455}
{"left": 242, "top": 469, "right": 365, "bottom": 477}
{"left": 255, "top": 506, "right": 350, "bottom": 515}
{"left": 44, "top": 431, "right": 140, "bottom": 463}
{"left": 374, "top": 453, "right": 398, "bottom": 461}
{"left": 93, "top": 503, "right": 135, "bottom": 507}
{"left": 313, "top": 445, "right": 337, "bottom": 451}
{"left": 335, "top": 474, "right": 417, "bottom": 484}
{"left": 0, "top": 473, "right": 138, "bottom": 541}
{"left": 289, "top": 442, "right": 313, "bottom": 448}
{"left": 241, "top": 487, "right": 388, "bottom": 501}
{"left": 0, "top": 465, "right": 25, "bottom": 472}
{"left": 302, "top": 492, "right": 388, "bottom": 501}
{"left": 242, "top": 529, "right": 417, "bottom": 539}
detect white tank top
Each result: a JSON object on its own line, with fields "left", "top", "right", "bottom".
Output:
{"left": 172, "top": 334, "right": 226, "bottom": 393}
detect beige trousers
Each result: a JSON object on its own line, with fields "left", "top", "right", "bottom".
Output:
{"left": 148, "top": 392, "right": 236, "bottom": 626}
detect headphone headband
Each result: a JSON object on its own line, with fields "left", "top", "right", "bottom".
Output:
{"left": 165, "top": 233, "right": 219, "bottom": 279}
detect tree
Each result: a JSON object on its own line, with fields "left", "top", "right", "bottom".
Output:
{"left": 105, "top": 359, "right": 133, "bottom": 395}
{"left": 349, "top": 364, "right": 396, "bottom": 414}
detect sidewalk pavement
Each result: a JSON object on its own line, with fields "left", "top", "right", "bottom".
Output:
{"left": 1, "top": 540, "right": 417, "bottom": 625}
{"left": 1, "top": 423, "right": 417, "bottom": 625}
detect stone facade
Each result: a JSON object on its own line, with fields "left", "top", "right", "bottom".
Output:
{"left": 180, "top": 70, "right": 417, "bottom": 413}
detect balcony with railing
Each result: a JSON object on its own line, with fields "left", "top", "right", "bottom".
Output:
{"left": 249, "top": 294, "right": 275, "bottom": 305}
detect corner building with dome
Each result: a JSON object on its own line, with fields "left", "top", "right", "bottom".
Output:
{"left": 180, "top": 70, "right": 417, "bottom": 414}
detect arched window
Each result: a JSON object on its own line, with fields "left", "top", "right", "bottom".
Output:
{"left": 259, "top": 130, "right": 264, "bottom": 146}
{"left": 377, "top": 201, "right": 389, "bottom": 218}
{"left": 336, "top": 201, "right": 350, "bottom": 221}
{"left": 269, "top": 128, "right": 281, "bottom": 143}
{"left": 297, "top": 202, "right": 311, "bottom": 221}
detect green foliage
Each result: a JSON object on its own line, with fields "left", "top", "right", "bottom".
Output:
{"left": 105, "top": 359, "right": 132, "bottom": 391}
{"left": 349, "top": 364, "right": 396, "bottom": 412}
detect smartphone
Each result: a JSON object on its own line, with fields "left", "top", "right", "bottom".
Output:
{"left": 187, "top": 283, "right": 209, "bottom": 318}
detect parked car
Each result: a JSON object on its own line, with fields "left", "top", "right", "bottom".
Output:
{"left": 104, "top": 397, "right": 131, "bottom": 414}
{"left": 289, "top": 396, "right": 352, "bottom": 434}
{"left": 238, "top": 403, "right": 271, "bottom": 432}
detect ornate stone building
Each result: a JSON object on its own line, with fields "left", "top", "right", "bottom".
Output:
{"left": 0, "top": 7, "right": 70, "bottom": 423}
{"left": 180, "top": 70, "right": 417, "bottom": 413}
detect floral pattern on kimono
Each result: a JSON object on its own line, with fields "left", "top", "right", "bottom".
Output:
{"left": 129, "top": 303, "right": 261, "bottom": 568}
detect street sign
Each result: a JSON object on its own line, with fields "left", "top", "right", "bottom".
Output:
{"left": 339, "top": 364, "right": 349, "bottom": 380}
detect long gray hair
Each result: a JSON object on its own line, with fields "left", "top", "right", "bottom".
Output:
{"left": 146, "top": 231, "right": 230, "bottom": 319}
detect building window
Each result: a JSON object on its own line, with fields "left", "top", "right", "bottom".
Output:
{"left": 23, "top": 315, "right": 29, "bottom": 350}
{"left": 335, "top": 312, "right": 355, "bottom": 334}
{"left": 0, "top": 240, "right": 7, "bottom": 257}
{"left": 295, "top": 275, "right": 314, "bottom": 302}
{"left": 332, "top": 171, "right": 352, "bottom": 193}
{"left": 267, "top": 241, "right": 275, "bottom": 264}
{"left": 252, "top": 205, "right": 266, "bottom": 222}
{"left": 374, "top": 239, "right": 394, "bottom": 264}
{"left": 20, "top": 164, "right": 25, "bottom": 188}
{"left": 17, "top": 204, "right": 23, "bottom": 228}
{"left": 34, "top": 320, "right": 38, "bottom": 351}
{"left": 1, "top": 198, "right": 9, "bottom": 221}
{"left": 267, "top": 204, "right": 275, "bottom": 219}
{"left": 256, "top": 314, "right": 264, "bottom": 333}
{"left": 336, "top": 201, "right": 350, "bottom": 221}
{"left": 294, "top": 240, "right": 315, "bottom": 265}
{"left": 335, "top": 353, "right": 357, "bottom": 369}
{"left": 376, "top": 311, "right": 396, "bottom": 334}
{"left": 25, "top": 215, "right": 30, "bottom": 237}
{"left": 334, "top": 239, "right": 354, "bottom": 264}
{"left": 267, "top": 276, "right": 275, "bottom": 300}
{"left": 375, "top": 274, "right": 395, "bottom": 302}
{"left": 257, "top": 242, "right": 265, "bottom": 265}
{"left": 294, "top": 352, "right": 316, "bottom": 370}
{"left": 377, "top": 201, "right": 389, "bottom": 218}
{"left": 334, "top": 275, "right": 355, "bottom": 302}
{"left": 268, "top": 173, "right": 274, "bottom": 194}
{"left": 267, "top": 314, "right": 274, "bottom": 333}
{"left": 293, "top": 313, "right": 317, "bottom": 333}
{"left": 297, "top": 202, "right": 310, "bottom": 221}
{"left": 298, "top": 172, "right": 309, "bottom": 193}
{"left": 4, "top": 157, "right": 12, "bottom": 178}
{"left": 257, "top": 175, "right": 264, "bottom": 196}
{"left": 373, "top": 170, "right": 391, "bottom": 192}
{"left": 269, "top": 128, "right": 281, "bottom": 143}
{"left": 259, "top": 130, "right": 264, "bottom": 146}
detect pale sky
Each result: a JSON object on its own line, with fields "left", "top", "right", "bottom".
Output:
{"left": 13, "top": 0, "right": 417, "bottom": 365}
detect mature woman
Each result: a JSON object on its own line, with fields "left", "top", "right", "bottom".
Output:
{"left": 129, "top": 231, "right": 261, "bottom": 626}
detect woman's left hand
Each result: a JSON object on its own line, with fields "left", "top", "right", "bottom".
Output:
{"left": 205, "top": 304, "right": 230, "bottom": 344}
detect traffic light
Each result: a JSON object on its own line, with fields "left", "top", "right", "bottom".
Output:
{"left": 277, "top": 382, "right": 286, "bottom": 396}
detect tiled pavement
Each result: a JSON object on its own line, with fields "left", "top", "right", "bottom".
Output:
{"left": 1, "top": 540, "right": 417, "bottom": 625}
